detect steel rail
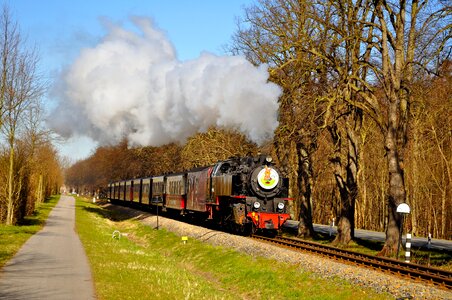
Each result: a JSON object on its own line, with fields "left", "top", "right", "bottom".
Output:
{"left": 251, "top": 234, "right": 452, "bottom": 290}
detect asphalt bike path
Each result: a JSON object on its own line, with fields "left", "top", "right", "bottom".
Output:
{"left": 0, "top": 195, "right": 95, "bottom": 300}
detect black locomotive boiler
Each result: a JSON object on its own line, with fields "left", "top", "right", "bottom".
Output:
{"left": 108, "top": 155, "right": 292, "bottom": 234}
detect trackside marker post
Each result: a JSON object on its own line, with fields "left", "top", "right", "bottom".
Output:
{"left": 405, "top": 233, "right": 411, "bottom": 263}
{"left": 396, "top": 203, "right": 411, "bottom": 260}
{"left": 182, "top": 236, "right": 188, "bottom": 244}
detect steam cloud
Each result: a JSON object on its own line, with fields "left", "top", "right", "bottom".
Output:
{"left": 50, "top": 17, "right": 281, "bottom": 147}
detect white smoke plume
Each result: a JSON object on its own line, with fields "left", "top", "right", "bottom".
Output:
{"left": 50, "top": 17, "right": 281, "bottom": 147}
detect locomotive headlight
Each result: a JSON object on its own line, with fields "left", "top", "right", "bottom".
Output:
{"left": 277, "top": 202, "right": 285, "bottom": 210}
{"left": 253, "top": 201, "right": 261, "bottom": 209}
{"left": 265, "top": 156, "right": 273, "bottom": 163}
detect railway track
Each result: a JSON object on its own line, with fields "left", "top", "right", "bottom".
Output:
{"left": 251, "top": 234, "right": 452, "bottom": 290}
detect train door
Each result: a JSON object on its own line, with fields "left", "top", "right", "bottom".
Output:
{"left": 141, "top": 178, "right": 151, "bottom": 205}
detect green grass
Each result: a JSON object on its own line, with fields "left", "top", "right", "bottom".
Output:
{"left": 0, "top": 195, "right": 60, "bottom": 267}
{"left": 75, "top": 198, "right": 391, "bottom": 300}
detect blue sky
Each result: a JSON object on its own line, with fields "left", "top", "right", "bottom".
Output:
{"left": 3, "top": 0, "right": 254, "bottom": 161}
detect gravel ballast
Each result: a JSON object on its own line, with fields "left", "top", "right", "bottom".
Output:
{"left": 103, "top": 203, "right": 451, "bottom": 300}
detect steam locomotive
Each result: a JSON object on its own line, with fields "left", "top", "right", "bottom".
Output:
{"left": 107, "top": 155, "right": 292, "bottom": 234}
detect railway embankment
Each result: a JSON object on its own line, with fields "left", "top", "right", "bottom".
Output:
{"left": 95, "top": 200, "right": 451, "bottom": 300}
{"left": 76, "top": 198, "right": 390, "bottom": 299}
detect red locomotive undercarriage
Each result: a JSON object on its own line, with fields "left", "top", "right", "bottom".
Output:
{"left": 248, "top": 211, "right": 291, "bottom": 230}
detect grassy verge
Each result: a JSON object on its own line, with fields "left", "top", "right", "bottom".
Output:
{"left": 0, "top": 195, "right": 60, "bottom": 267}
{"left": 76, "top": 198, "right": 390, "bottom": 300}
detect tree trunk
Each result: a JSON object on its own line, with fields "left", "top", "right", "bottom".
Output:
{"left": 36, "top": 174, "right": 43, "bottom": 204}
{"left": 358, "top": 129, "right": 367, "bottom": 229}
{"left": 441, "top": 188, "right": 447, "bottom": 238}
{"left": 411, "top": 119, "right": 420, "bottom": 236}
{"left": 6, "top": 143, "right": 15, "bottom": 225}
{"left": 379, "top": 102, "right": 406, "bottom": 256}
{"left": 273, "top": 136, "right": 299, "bottom": 220}
{"left": 296, "top": 143, "right": 315, "bottom": 238}
{"left": 328, "top": 116, "right": 359, "bottom": 246}
{"left": 333, "top": 166, "right": 357, "bottom": 245}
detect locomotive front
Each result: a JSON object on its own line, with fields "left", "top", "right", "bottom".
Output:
{"left": 245, "top": 156, "right": 291, "bottom": 232}
{"left": 211, "top": 155, "right": 292, "bottom": 234}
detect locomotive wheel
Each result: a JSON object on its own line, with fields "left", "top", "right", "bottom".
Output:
{"left": 244, "top": 223, "right": 253, "bottom": 236}
{"left": 237, "top": 223, "right": 251, "bottom": 236}
{"left": 236, "top": 224, "right": 244, "bottom": 235}
{"left": 251, "top": 223, "right": 257, "bottom": 235}
{"left": 228, "top": 221, "right": 235, "bottom": 233}
{"left": 230, "top": 223, "right": 251, "bottom": 236}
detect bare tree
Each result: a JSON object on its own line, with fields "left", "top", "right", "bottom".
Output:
{"left": 230, "top": 0, "right": 320, "bottom": 238}
{"left": 181, "top": 127, "right": 258, "bottom": 170}
{"left": 230, "top": 0, "right": 375, "bottom": 242}
{"left": 307, "top": 0, "right": 450, "bottom": 251}
{"left": 407, "top": 61, "right": 451, "bottom": 239}
{"left": 0, "top": 6, "right": 18, "bottom": 224}
{"left": 0, "top": 5, "right": 45, "bottom": 224}
{"left": 369, "top": 0, "right": 451, "bottom": 255}
{"left": 230, "top": 0, "right": 450, "bottom": 250}
{"left": 302, "top": 0, "right": 377, "bottom": 246}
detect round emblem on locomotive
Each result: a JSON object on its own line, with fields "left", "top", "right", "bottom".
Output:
{"left": 257, "top": 166, "right": 279, "bottom": 189}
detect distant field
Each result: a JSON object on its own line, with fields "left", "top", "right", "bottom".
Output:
{"left": 0, "top": 195, "right": 60, "bottom": 268}
{"left": 75, "top": 198, "right": 390, "bottom": 300}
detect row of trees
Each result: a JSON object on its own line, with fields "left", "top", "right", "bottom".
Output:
{"left": 0, "top": 6, "right": 64, "bottom": 225}
{"left": 228, "top": 0, "right": 450, "bottom": 255}
{"left": 66, "top": 0, "right": 450, "bottom": 257}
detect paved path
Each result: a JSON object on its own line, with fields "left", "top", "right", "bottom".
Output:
{"left": 0, "top": 196, "right": 96, "bottom": 300}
